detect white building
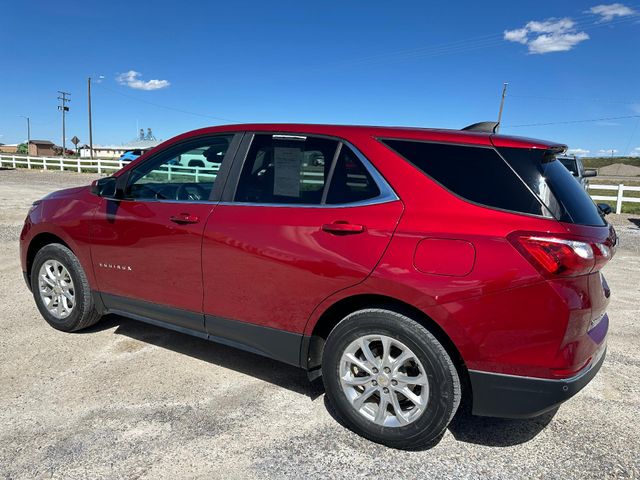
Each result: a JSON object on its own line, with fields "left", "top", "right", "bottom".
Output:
{"left": 79, "top": 136, "right": 161, "bottom": 159}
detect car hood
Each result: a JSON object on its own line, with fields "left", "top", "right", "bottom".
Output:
{"left": 43, "top": 185, "right": 90, "bottom": 201}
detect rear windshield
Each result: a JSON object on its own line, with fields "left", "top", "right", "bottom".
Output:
{"left": 498, "top": 148, "right": 605, "bottom": 226}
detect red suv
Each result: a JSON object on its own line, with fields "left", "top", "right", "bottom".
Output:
{"left": 20, "top": 123, "right": 615, "bottom": 449}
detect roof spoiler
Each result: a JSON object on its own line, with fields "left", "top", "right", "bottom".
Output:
{"left": 461, "top": 121, "right": 499, "bottom": 134}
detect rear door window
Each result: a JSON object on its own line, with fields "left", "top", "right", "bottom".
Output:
{"left": 381, "top": 139, "right": 548, "bottom": 216}
{"left": 234, "top": 134, "right": 381, "bottom": 205}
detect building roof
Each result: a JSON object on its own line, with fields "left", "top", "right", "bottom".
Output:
{"left": 81, "top": 139, "right": 161, "bottom": 151}
{"left": 29, "top": 140, "right": 55, "bottom": 146}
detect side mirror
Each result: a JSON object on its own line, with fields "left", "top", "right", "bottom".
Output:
{"left": 597, "top": 203, "right": 612, "bottom": 216}
{"left": 90, "top": 177, "right": 118, "bottom": 198}
{"left": 583, "top": 169, "right": 598, "bottom": 178}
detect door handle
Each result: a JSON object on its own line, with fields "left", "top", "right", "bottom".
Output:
{"left": 321, "top": 221, "right": 365, "bottom": 235}
{"left": 169, "top": 213, "right": 200, "bottom": 224}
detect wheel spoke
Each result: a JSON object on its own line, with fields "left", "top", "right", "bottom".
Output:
{"left": 391, "top": 351, "right": 413, "bottom": 374}
{"left": 380, "top": 336, "right": 392, "bottom": 368}
{"left": 352, "top": 386, "right": 376, "bottom": 410}
{"left": 46, "top": 265, "right": 57, "bottom": 281}
{"left": 375, "top": 396, "right": 389, "bottom": 424}
{"left": 345, "top": 353, "right": 374, "bottom": 375}
{"left": 342, "top": 374, "right": 372, "bottom": 386}
{"left": 359, "top": 338, "right": 379, "bottom": 368}
{"left": 390, "top": 391, "right": 409, "bottom": 426}
{"left": 395, "top": 373, "right": 428, "bottom": 386}
{"left": 399, "top": 386, "right": 424, "bottom": 408}
{"left": 62, "top": 295, "right": 73, "bottom": 312}
{"left": 41, "top": 276, "right": 56, "bottom": 288}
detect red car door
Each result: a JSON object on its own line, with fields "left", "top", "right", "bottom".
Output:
{"left": 90, "top": 134, "right": 239, "bottom": 331}
{"left": 201, "top": 133, "right": 403, "bottom": 355}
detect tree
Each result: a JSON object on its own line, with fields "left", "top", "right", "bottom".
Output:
{"left": 17, "top": 143, "right": 27, "bottom": 154}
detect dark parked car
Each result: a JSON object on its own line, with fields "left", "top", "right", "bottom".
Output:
{"left": 558, "top": 155, "right": 597, "bottom": 190}
{"left": 20, "top": 122, "right": 616, "bottom": 449}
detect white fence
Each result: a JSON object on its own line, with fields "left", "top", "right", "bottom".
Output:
{"left": 0, "top": 154, "right": 365, "bottom": 186}
{"left": 588, "top": 184, "right": 640, "bottom": 214}
{"left": 0, "top": 154, "right": 124, "bottom": 174}
{"left": 2, "top": 154, "right": 639, "bottom": 213}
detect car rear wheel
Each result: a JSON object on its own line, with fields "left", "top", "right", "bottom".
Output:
{"left": 31, "top": 243, "right": 101, "bottom": 332}
{"left": 322, "top": 308, "right": 461, "bottom": 450}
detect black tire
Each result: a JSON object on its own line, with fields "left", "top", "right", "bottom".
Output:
{"left": 31, "top": 243, "right": 101, "bottom": 332}
{"left": 322, "top": 309, "right": 461, "bottom": 450}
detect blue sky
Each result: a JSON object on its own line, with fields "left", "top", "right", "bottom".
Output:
{"left": 1, "top": 0, "right": 639, "bottom": 157}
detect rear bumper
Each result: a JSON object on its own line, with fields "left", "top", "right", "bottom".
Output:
{"left": 469, "top": 343, "right": 606, "bottom": 418}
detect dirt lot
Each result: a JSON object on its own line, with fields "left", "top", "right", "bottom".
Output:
{"left": 1, "top": 168, "right": 639, "bottom": 479}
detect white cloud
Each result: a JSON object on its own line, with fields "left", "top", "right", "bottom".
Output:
{"left": 116, "top": 70, "right": 170, "bottom": 91}
{"left": 567, "top": 148, "right": 590, "bottom": 157}
{"left": 629, "top": 147, "right": 640, "bottom": 157}
{"left": 504, "top": 18, "right": 589, "bottom": 54}
{"left": 598, "top": 148, "right": 619, "bottom": 155}
{"left": 528, "top": 32, "right": 590, "bottom": 54}
{"left": 504, "top": 28, "right": 529, "bottom": 44}
{"left": 589, "top": 3, "right": 636, "bottom": 22}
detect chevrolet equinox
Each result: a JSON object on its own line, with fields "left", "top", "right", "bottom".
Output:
{"left": 20, "top": 123, "right": 615, "bottom": 449}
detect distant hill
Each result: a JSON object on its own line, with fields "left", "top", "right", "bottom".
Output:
{"left": 582, "top": 157, "right": 640, "bottom": 169}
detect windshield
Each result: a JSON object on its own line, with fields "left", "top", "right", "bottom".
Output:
{"left": 498, "top": 148, "right": 605, "bottom": 226}
{"left": 558, "top": 157, "right": 579, "bottom": 175}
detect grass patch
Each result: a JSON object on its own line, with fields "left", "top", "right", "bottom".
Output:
{"left": 590, "top": 179, "right": 640, "bottom": 214}
{"left": 582, "top": 157, "right": 640, "bottom": 169}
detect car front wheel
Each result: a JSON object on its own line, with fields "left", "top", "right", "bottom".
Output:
{"left": 322, "top": 308, "right": 461, "bottom": 450}
{"left": 31, "top": 243, "right": 101, "bottom": 332}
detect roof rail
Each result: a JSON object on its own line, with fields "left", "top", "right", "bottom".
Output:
{"left": 461, "top": 121, "right": 499, "bottom": 133}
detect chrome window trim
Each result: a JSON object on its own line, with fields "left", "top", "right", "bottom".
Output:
{"left": 115, "top": 198, "right": 216, "bottom": 205}
{"left": 223, "top": 137, "right": 399, "bottom": 209}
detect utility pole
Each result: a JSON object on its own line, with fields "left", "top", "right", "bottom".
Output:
{"left": 496, "top": 82, "right": 508, "bottom": 133}
{"left": 18, "top": 115, "right": 30, "bottom": 146}
{"left": 57, "top": 91, "right": 70, "bottom": 157}
{"left": 88, "top": 78, "right": 94, "bottom": 160}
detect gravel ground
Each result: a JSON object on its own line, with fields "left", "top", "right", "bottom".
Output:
{"left": 1, "top": 168, "right": 639, "bottom": 479}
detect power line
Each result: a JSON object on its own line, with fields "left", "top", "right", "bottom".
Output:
{"left": 622, "top": 117, "right": 640, "bottom": 155}
{"left": 94, "top": 83, "right": 240, "bottom": 123}
{"left": 510, "top": 94, "right": 640, "bottom": 105}
{"left": 305, "top": 11, "right": 640, "bottom": 71}
{"left": 506, "top": 114, "right": 640, "bottom": 128}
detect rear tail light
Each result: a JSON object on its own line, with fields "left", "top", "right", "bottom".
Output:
{"left": 508, "top": 232, "right": 613, "bottom": 278}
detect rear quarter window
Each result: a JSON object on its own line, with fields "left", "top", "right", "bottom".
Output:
{"left": 381, "top": 139, "right": 548, "bottom": 217}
